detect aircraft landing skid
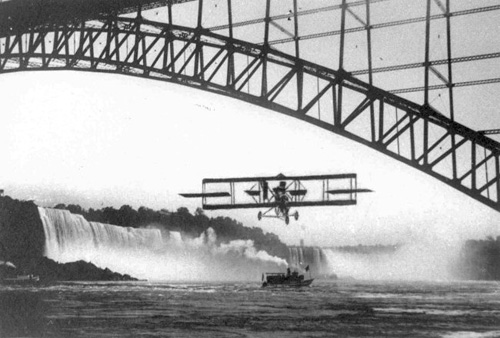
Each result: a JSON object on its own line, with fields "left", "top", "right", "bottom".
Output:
{"left": 258, "top": 209, "right": 299, "bottom": 225}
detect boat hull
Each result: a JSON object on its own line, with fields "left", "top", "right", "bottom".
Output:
{"left": 262, "top": 279, "right": 314, "bottom": 288}
{"left": 2, "top": 275, "right": 40, "bottom": 285}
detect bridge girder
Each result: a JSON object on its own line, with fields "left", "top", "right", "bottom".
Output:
{"left": 0, "top": 0, "right": 195, "bottom": 38}
{"left": 0, "top": 14, "right": 499, "bottom": 212}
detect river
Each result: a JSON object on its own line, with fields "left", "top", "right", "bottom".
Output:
{"left": 1, "top": 279, "right": 500, "bottom": 337}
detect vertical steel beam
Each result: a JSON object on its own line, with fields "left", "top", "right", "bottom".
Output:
{"left": 197, "top": 0, "right": 203, "bottom": 28}
{"left": 0, "top": 37, "right": 3, "bottom": 69}
{"left": 423, "top": 0, "right": 431, "bottom": 165}
{"left": 40, "top": 29, "right": 47, "bottom": 67}
{"left": 336, "top": 84, "right": 343, "bottom": 127}
{"left": 24, "top": 28, "right": 34, "bottom": 68}
{"left": 378, "top": 99, "right": 384, "bottom": 142}
{"left": 167, "top": 2, "right": 175, "bottom": 73}
{"left": 3, "top": 35, "right": 11, "bottom": 69}
{"left": 227, "top": 0, "right": 235, "bottom": 87}
{"left": 293, "top": 0, "right": 300, "bottom": 59}
{"left": 410, "top": 115, "right": 416, "bottom": 160}
{"left": 395, "top": 108, "right": 401, "bottom": 156}
{"left": 104, "top": 17, "right": 113, "bottom": 60}
{"left": 332, "top": 85, "right": 338, "bottom": 125}
{"left": 136, "top": 3, "right": 142, "bottom": 18}
{"left": 471, "top": 142, "right": 476, "bottom": 190}
{"left": 141, "top": 24, "right": 147, "bottom": 72}
{"left": 445, "top": 0, "right": 454, "bottom": 121}
{"left": 496, "top": 154, "right": 500, "bottom": 204}
{"left": 63, "top": 24, "right": 70, "bottom": 66}
{"left": 339, "top": 0, "right": 347, "bottom": 71}
{"left": 445, "top": 0, "right": 457, "bottom": 179}
{"left": 293, "top": 0, "right": 302, "bottom": 110}
{"left": 365, "top": 0, "right": 375, "bottom": 142}
{"left": 261, "top": 0, "right": 271, "bottom": 97}
{"left": 133, "top": 1, "right": 143, "bottom": 72}
{"left": 133, "top": 20, "right": 141, "bottom": 68}
{"left": 424, "top": 0, "right": 431, "bottom": 105}
{"left": 336, "top": 0, "right": 347, "bottom": 126}
{"left": 316, "top": 77, "right": 321, "bottom": 120}
{"left": 90, "top": 30, "right": 97, "bottom": 68}
{"left": 161, "top": 26, "right": 169, "bottom": 70}
{"left": 75, "top": 19, "right": 86, "bottom": 66}
{"left": 17, "top": 33, "right": 24, "bottom": 69}
{"left": 23, "top": 29, "right": 32, "bottom": 69}
{"left": 113, "top": 18, "right": 121, "bottom": 68}
{"left": 194, "top": 0, "right": 204, "bottom": 77}
{"left": 484, "top": 148, "right": 490, "bottom": 199}
{"left": 198, "top": 44, "right": 205, "bottom": 81}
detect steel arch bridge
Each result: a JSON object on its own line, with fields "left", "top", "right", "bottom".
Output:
{"left": 1, "top": 0, "right": 500, "bottom": 212}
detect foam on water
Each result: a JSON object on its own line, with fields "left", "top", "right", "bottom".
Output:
{"left": 3, "top": 280, "right": 500, "bottom": 337}
{"left": 440, "top": 331, "right": 500, "bottom": 338}
{"left": 375, "top": 307, "right": 498, "bottom": 316}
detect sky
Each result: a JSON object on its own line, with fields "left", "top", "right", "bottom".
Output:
{"left": 1, "top": 70, "right": 499, "bottom": 247}
{"left": 0, "top": 0, "right": 499, "bottom": 247}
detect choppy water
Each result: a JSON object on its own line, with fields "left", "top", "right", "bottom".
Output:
{"left": 1, "top": 280, "right": 500, "bottom": 338}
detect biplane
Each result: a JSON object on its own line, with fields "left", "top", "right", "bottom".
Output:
{"left": 180, "top": 173, "right": 372, "bottom": 225}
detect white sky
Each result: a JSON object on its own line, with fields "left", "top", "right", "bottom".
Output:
{"left": 0, "top": 70, "right": 499, "bottom": 247}
{"left": 1, "top": 0, "right": 499, "bottom": 247}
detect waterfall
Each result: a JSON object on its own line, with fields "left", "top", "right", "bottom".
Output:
{"left": 287, "top": 246, "right": 331, "bottom": 276}
{"left": 39, "top": 208, "right": 164, "bottom": 262}
{"left": 38, "top": 207, "right": 287, "bottom": 281}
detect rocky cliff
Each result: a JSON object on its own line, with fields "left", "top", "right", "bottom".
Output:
{"left": 0, "top": 196, "right": 45, "bottom": 264}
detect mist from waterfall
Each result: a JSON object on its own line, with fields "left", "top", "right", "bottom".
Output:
{"left": 322, "top": 241, "right": 460, "bottom": 281}
{"left": 38, "top": 207, "right": 287, "bottom": 281}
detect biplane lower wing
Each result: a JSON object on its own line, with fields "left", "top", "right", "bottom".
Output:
{"left": 180, "top": 192, "right": 230, "bottom": 198}
{"left": 203, "top": 200, "right": 356, "bottom": 210}
{"left": 326, "top": 188, "right": 373, "bottom": 195}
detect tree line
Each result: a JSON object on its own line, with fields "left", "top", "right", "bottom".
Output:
{"left": 53, "top": 203, "right": 289, "bottom": 259}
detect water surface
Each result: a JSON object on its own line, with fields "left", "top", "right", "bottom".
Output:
{"left": 1, "top": 280, "right": 500, "bottom": 337}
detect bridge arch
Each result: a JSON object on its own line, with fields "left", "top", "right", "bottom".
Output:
{"left": 0, "top": 15, "right": 499, "bottom": 212}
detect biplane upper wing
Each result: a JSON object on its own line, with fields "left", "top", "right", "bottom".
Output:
{"left": 201, "top": 173, "right": 356, "bottom": 184}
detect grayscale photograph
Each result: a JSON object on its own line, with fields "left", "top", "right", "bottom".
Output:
{"left": 1, "top": 0, "right": 500, "bottom": 337}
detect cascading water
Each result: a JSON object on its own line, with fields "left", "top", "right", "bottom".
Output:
{"left": 287, "top": 246, "right": 331, "bottom": 276}
{"left": 39, "top": 208, "right": 165, "bottom": 262}
{"left": 287, "top": 242, "right": 459, "bottom": 281}
{"left": 38, "top": 207, "right": 287, "bottom": 281}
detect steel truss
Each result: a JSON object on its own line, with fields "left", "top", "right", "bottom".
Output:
{"left": 0, "top": 0, "right": 499, "bottom": 212}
